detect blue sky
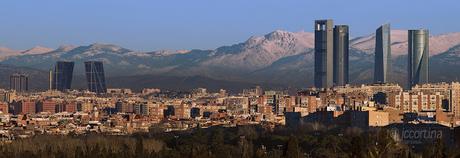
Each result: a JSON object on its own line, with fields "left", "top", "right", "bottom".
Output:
{"left": 0, "top": 0, "right": 459, "bottom": 51}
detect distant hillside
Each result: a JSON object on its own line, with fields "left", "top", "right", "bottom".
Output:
{"left": 2, "top": 30, "right": 460, "bottom": 91}
{"left": 0, "top": 64, "right": 48, "bottom": 91}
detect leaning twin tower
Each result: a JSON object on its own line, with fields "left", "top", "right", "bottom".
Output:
{"left": 50, "top": 61, "right": 107, "bottom": 93}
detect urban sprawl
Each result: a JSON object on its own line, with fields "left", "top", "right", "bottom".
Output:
{"left": 0, "top": 20, "right": 457, "bottom": 146}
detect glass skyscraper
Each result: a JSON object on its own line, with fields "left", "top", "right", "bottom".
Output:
{"left": 85, "top": 61, "right": 107, "bottom": 93}
{"left": 374, "top": 24, "right": 391, "bottom": 84}
{"left": 333, "top": 25, "right": 349, "bottom": 86}
{"left": 314, "top": 19, "right": 334, "bottom": 89}
{"left": 408, "top": 29, "right": 429, "bottom": 89}
{"left": 51, "top": 61, "right": 74, "bottom": 91}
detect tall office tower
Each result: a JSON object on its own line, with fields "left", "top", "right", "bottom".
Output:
{"left": 314, "top": 19, "right": 334, "bottom": 89}
{"left": 10, "top": 73, "right": 28, "bottom": 92}
{"left": 333, "top": 25, "right": 349, "bottom": 86}
{"left": 51, "top": 61, "right": 75, "bottom": 91}
{"left": 374, "top": 24, "right": 391, "bottom": 83}
{"left": 85, "top": 61, "right": 107, "bottom": 93}
{"left": 408, "top": 29, "right": 429, "bottom": 89}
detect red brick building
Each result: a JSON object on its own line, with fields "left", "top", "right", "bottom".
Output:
{"left": 13, "top": 101, "right": 36, "bottom": 115}
{"left": 64, "top": 102, "right": 76, "bottom": 113}
{"left": 38, "top": 100, "right": 56, "bottom": 113}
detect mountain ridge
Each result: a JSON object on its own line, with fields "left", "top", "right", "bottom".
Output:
{"left": 1, "top": 29, "right": 460, "bottom": 90}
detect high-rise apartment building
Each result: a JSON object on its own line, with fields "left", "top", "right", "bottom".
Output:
{"left": 115, "top": 100, "right": 130, "bottom": 113}
{"left": 374, "top": 24, "right": 391, "bottom": 83}
{"left": 134, "top": 103, "right": 149, "bottom": 116}
{"left": 10, "top": 73, "right": 28, "bottom": 92}
{"left": 389, "top": 91, "right": 443, "bottom": 112}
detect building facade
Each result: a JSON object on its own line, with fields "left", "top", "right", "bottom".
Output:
{"left": 0, "top": 102, "right": 8, "bottom": 113}
{"left": 333, "top": 25, "right": 349, "bottom": 86}
{"left": 51, "top": 61, "right": 75, "bottom": 91}
{"left": 38, "top": 100, "right": 57, "bottom": 113}
{"left": 64, "top": 102, "right": 76, "bottom": 113}
{"left": 374, "top": 24, "right": 391, "bottom": 83}
{"left": 408, "top": 29, "right": 429, "bottom": 89}
{"left": 84, "top": 61, "right": 107, "bottom": 93}
{"left": 314, "top": 19, "right": 334, "bottom": 89}
{"left": 13, "top": 101, "right": 36, "bottom": 115}
{"left": 389, "top": 91, "right": 444, "bottom": 113}
{"left": 10, "top": 73, "right": 28, "bottom": 92}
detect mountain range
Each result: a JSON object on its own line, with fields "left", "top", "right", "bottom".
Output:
{"left": 2, "top": 29, "right": 460, "bottom": 92}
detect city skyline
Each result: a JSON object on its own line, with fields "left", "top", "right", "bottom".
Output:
{"left": 1, "top": 19, "right": 449, "bottom": 92}
{"left": 1, "top": 1, "right": 460, "bottom": 157}
{"left": 313, "top": 19, "right": 432, "bottom": 90}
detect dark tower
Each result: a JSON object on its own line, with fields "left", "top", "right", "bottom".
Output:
{"left": 408, "top": 29, "right": 429, "bottom": 89}
{"left": 314, "top": 19, "right": 334, "bottom": 89}
{"left": 10, "top": 73, "right": 28, "bottom": 92}
{"left": 333, "top": 25, "right": 349, "bottom": 86}
{"left": 374, "top": 24, "right": 391, "bottom": 83}
{"left": 51, "top": 61, "right": 74, "bottom": 91}
{"left": 84, "top": 61, "right": 107, "bottom": 93}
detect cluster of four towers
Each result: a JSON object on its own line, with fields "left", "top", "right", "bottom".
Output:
{"left": 314, "top": 19, "right": 429, "bottom": 89}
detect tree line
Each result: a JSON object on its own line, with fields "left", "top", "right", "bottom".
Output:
{"left": 0, "top": 123, "right": 458, "bottom": 158}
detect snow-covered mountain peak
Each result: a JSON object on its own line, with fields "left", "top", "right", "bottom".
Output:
{"left": 55, "top": 45, "right": 77, "bottom": 52}
{"left": 86, "top": 43, "right": 131, "bottom": 53}
{"left": 20, "top": 46, "right": 53, "bottom": 55}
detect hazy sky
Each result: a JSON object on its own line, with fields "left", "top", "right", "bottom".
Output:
{"left": 0, "top": 0, "right": 459, "bottom": 51}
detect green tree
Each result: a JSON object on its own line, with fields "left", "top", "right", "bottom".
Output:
{"left": 255, "top": 146, "right": 268, "bottom": 158}
{"left": 367, "top": 130, "right": 400, "bottom": 158}
{"left": 75, "top": 146, "right": 85, "bottom": 158}
{"left": 238, "top": 136, "right": 253, "bottom": 158}
{"left": 285, "top": 136, "right": 301, "bottom": 158}
{"left": 423, "top": 139, "right": 445, "bottom": 158}
{"left": 135, "top": 138, "right": 145, "bottom": 158}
